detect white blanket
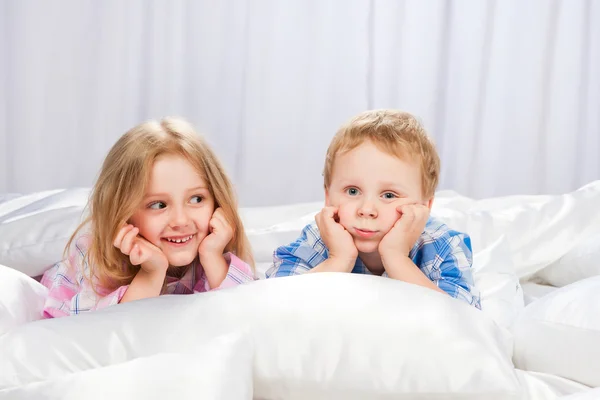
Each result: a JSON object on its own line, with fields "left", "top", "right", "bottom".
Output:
{"left": 2, "top": 181, "right": 600, "bottom": 399}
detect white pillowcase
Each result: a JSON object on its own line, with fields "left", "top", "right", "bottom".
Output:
{"left": 432, "top": 180, "right": 600, "bottom": 278}
{"left": 0, "top": 264, "right": 48, "bottom": 336}
{"left": 534, "top": 231, "right": 600, "bottom": 287}
{"left": 0, "top": 332, "right": 253, "bottom": 400}
{"left": 560, "top": 388, "right": 600, "bottom": 400}
{"left": 0, "top": 189, "right": 89, "bottom": 277}
{"left": 472, "top": 236, "right": 524, "bottom": 330}
{"left": 0, "top": 274, "right": 521, "bottom": 399}
{"left": 513, "top": 275, "right": 600, "bottom": 387}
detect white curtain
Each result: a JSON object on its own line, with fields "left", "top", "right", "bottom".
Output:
{"left": 1, "top": 0, "right": 598, "bottom": 206}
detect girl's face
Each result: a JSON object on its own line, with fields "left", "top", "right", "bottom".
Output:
{"left": 128, "top": 154, "right": 215, "bottom": 267}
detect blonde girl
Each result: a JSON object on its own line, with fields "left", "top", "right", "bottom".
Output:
{"left": 41, "top": 117, "right": 255, "bottom": 318}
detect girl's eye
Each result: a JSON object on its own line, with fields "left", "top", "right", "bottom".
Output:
{"left": 382, "top": 192, "right": 397, "bottom": 200}
{"left": 149, "top": 201, "right": 166, "bottom": 210}
{"left": 346, "top": 188, "right": 360, "bottom": 196}
{"left": 190, "top": 195, "right": 203, "bottom": 204}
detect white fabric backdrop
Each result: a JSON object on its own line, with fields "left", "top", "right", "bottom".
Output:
{"left": 0, "top": 0, "right": 598, "bottom": 206}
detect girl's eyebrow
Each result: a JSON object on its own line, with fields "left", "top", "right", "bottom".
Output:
{"left": 145, "top": 186, "right": 208, "bottom": 198}
{"left": 144, "top": 192, "right": 169, "bottom": 198}
{"left": 187, "top": 185, "right": 208, "bottom": 192}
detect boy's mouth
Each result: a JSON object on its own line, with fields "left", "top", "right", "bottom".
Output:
{"left": 353, "top": 228, "right": 378, "bottom": 239}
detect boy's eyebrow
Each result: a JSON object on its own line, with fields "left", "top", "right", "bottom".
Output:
{"left": 379, "top": 181, "right": 408, "bottom": 191}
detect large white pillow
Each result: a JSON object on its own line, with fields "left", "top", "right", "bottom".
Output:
{"left": 0, "top": 274, "right": 521, "bottom": 399}
{"left": 251, "top": 215, "right": 523, "bottom": 330}
{"left": 513, "top": 275, "right": 600, "bottom": 387}
{"left": 0, "top": 264, "right": 48, "bottom": 336}
{"left": 0, "top": 332, "right": 253, "bottom": 400}
{"left": 534, "top": 231, "right": 600, "bottom": 287}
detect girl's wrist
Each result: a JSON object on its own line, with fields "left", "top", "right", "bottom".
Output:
{"left": 199, "top": 250, "right": 225, "bottom": 265}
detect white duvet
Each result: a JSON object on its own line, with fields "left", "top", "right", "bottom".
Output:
{"left": 1, "top": 181, "right": 600, "bottom": 399}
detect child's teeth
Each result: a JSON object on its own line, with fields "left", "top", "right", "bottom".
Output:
{"left": 168, "top": 235, "right": 191, "bottom": 243}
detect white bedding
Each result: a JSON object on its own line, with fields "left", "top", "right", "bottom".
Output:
{"left": 1, "top": 181, "right": 599, "bottom": 399}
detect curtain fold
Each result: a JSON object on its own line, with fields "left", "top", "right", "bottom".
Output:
{"left": 0, "top": 0, "right": 598, "bottom": 206}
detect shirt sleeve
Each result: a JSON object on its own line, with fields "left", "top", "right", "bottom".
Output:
{"left": 204, "top": 252, "right": 256, "bottom": 291}
{"left": 40, "top": 235, "right": 129, "bottom": 318}
{"left": 265, "top": 222, "right": 328, "bottom": 278}
{"left": 434, "top": 232, "right": 481, "bottom": 309}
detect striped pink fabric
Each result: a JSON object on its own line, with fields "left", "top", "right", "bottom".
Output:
{"left": 40, "top": 234, "right": 255, "bottom": 318}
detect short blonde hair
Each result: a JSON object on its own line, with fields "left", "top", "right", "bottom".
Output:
{"left": 323, "top": 109, "right": 440, "bottom": 199}
{"left": 66, "top": 117, "right": 254, "bottom": 292}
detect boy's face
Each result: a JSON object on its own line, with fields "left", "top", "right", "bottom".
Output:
{"left": 325, "top": 140, "right": 433, "bottom": 261}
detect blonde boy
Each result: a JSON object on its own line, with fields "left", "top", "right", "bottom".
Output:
{"left": 266, "top": 110, "right": 480, "bottom": 309}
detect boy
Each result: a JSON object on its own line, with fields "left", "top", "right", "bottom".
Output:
{"left": 266, "top": 109, "right": 481, "bottom": 309}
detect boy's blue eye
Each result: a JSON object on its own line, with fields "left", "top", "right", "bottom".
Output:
{"left": 346, "top": 188, "right": 359, "bottom": 196}
{"left": 190, "top": 195, "right": 203, "bottom": 204}
{"left": 382, "top": 192, "right": 397, "bottom": 200}
{"left": 149, "top": 201, "right": 166, "bottom": 210}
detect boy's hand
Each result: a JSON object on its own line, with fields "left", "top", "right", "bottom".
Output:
{"left": 315, "top": 206, "right": 357, "bottom": 271}
{"left": 198, "top": 208, "right": 234, "bottom": 259}
{"left": 114, "top": 224, "right": 169, "bottom": 274}
{"left": 378, "top": 202, "right": 430, "bottom": 259}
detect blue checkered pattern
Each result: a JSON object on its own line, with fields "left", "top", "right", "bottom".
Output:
{"left": 266, "top": 216, "right": 481, "bottom": 309}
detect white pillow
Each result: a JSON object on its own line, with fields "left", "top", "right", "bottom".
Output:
{"left": 513, "top": 275, "right": 600, "bottom": 387}
{"left": 0, "top": 264, "right": 48, "bottom": 336}
{"left": 250, "top": 214, "right": 524, "bottom": 330}
{"left": 0, "top": 332, "right": 253, "bottom": 400}
{"left": 560, "top": 388, "right": 600, "bottom": 399}
{"left": 534, "top": 231, "right": 600, "bottom": 287}
{"left": 472, "top": 236, "right": 524, "bottom": 330}
{"left": 0, "top": 189, "right": 89, "bottom": 277}
{"left": 0, "top": 274, "right": 521, "bottom": 399}
{"left": 246, "top": 208, "right": 319, "bottom": 264}
{"left": 432, "top": 180, "right": 600, "bottom": 278}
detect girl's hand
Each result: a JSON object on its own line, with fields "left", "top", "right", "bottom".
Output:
{"left": 114, "top": 224, "right": 169, "bottom": 275}
{"left": 198, "top": 208, "right": 234, "bottom": 258}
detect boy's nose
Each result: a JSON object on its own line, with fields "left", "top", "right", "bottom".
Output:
{"left": 358, "top": 202, "right": 377, "bottom": 218}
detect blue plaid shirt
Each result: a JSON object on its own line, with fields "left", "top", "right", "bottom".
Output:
{"left": 266, "top": 216, "right": 481, "bottom": 309}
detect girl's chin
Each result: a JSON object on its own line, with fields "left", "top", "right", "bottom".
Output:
{"left": 166, "top": 253, "right": 197, "bottom": 267}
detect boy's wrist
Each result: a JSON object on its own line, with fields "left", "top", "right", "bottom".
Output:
{"left": 328, "top": 255, "right": 355, "bottom": 272}
{"left": 381, "top": 252, "right": 412, "bottom": 274}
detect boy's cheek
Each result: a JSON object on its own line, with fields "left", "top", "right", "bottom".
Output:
{"left": 336, "top": 203, "right": 355, "bottom": 228}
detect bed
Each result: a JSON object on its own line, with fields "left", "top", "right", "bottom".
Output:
{"left": 1, "top": 181, "right": 599, "bottom": 399}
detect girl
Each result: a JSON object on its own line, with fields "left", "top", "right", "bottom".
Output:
{"left": 41, "top": 117, "right": 255, "bottom": 318}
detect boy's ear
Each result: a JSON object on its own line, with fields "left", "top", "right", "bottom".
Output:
{"left": 425, "top": 197, "right": 434, "bottom": 210}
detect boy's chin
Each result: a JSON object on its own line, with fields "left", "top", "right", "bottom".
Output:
{"left": 353, "top": 239, "right": 380, "bottom": 255}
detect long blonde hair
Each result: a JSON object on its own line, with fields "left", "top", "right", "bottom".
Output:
{"left": 66, "top": 117, "right": 254, "bottom": 292}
